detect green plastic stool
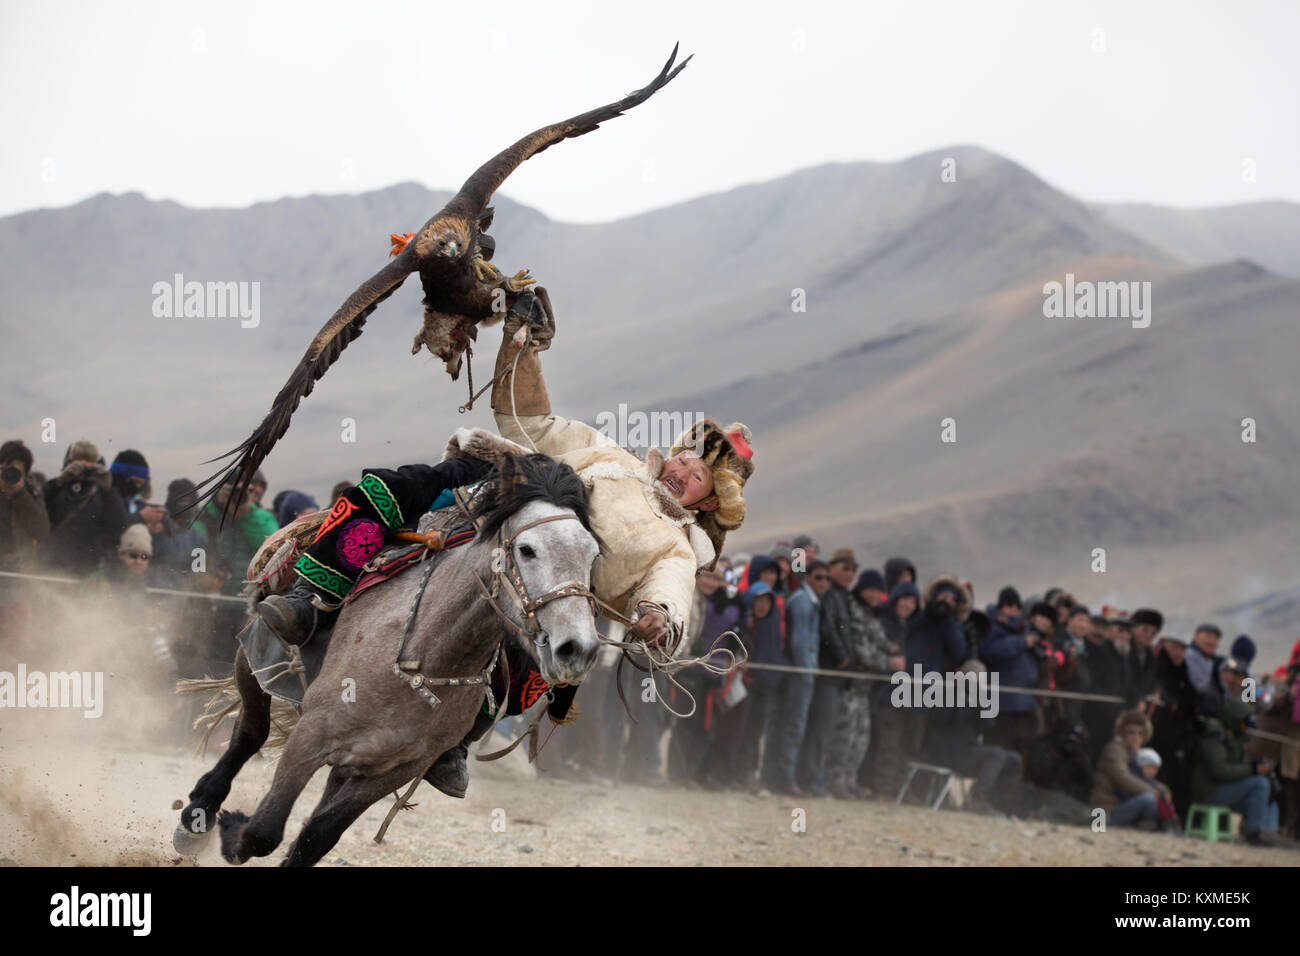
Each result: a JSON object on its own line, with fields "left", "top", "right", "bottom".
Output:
{"left": 1184, "top": 804, "right": 1233, "bottom": 842}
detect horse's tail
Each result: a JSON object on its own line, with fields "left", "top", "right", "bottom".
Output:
{"left": 176, "top": 676, "right": 301, "bottom": 757}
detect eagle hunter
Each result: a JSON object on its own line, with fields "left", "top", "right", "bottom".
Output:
{"left": 196, "top": 44, "right": 692, "bottom": 521}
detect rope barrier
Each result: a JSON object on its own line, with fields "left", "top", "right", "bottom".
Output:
{"left": 0, "top": 569, "right": 249, "bottom": 604}
{"left": 7, "top": 569, "right": 1295, "bottom": 748}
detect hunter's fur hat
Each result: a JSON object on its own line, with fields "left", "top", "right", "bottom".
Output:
{"left": 671, "top": 419, "right": 754, "bottom": 563}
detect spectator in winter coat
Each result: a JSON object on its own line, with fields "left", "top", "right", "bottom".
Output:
{"left": 687, "top": 570, "right": 749, "bottom": 789}
{"left": 1053, "top": 606, "right": 1093, "bottom": 724}
{"left": 906, "top": 577, "right": 969, "bottom": 673}
{"left": 273, "top": 490, "right": 320, "bottom": 529}
{"left": 980, "top": 587, "right": 1043, "bottom": 753}
{"left": 883, "top": 556, "right": 916, "bottom": 593}
{"left": 190, "top": 473, "right": 280, "bottom": 595}
{"left": 736, "top": 582, "right": 789, "bottom": 790}
{"left": 824, "top": 571, "right": 893, "bottom": 799}
{"left": 1185, "top": 623, "right": 1226, "bottom": 713}
{"left": 142, "top": 479, "right": 208, "bottom": 589}
{"left": 767, "top": 560, "right": 830, "bottom": 796}
{"left": 1090, "top": 709, "right": 1174, "bottom": 828}
{"left": 1149, "top": 635, "right": 1199, "bottom": 818}
{"left": 1128, "top": 608, "right": 1163, "bottom": 702}
{"left": 1081, "top": 613, "right": 1132, "bottom": 765}
{"left": 0, "top": 440, "right": 49, "bottom": 573}
{"left": 1190, "top": 696, "right": 1284, "bottom": 846}
{"left": 0, "top": 439, "right": 50, "bottom": 650}
{"left": 878, "top": 579, "right": 919, "bottom": 652}
{"left": 109, "top": 449, "right": 152, "bottom": 517}
{"left": 92, "top": 523, "right": 152, "bottom": 593}
{"left": 796, "top": 548, "right": 858, "bottom": 794}
{"left": 882, "top": 577, "right": 972, "bottom": 800}
{"left": 853, "top": 568, "right": 887, "bottom": 608}
{"left": 866, "top": 580, "right": 922, "bottom": 798}
{"left": 42, "top": 441, "right": 129, "bottom": 577}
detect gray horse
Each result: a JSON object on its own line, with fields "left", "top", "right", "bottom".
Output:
{"left": 175, "top": 453, "right": 602, "bottom": 866}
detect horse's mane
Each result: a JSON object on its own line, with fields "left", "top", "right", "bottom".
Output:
{"left": 474, "top": 453, "right": 603, "bottom": 552}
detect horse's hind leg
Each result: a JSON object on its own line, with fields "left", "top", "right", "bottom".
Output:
{"left": 174, "top": 645, "right": 271, "bottom": 853}
{"left": 281, "top": 764, "right": 423, "bottom": 868}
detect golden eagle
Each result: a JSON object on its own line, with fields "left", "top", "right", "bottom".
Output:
{"left": 196, "top": 44, "right": 691, "bottom": 521}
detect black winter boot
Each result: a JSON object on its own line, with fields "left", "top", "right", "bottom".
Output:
{"left": 256, "top": 579, "right": 338, "bottom": 647}
{"left": 424, "top": 710, "right": 497, "bottom": 798}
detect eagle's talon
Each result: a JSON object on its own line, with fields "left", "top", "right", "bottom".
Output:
{"left": 504, "top": 268, "right": 536, "bottom": 293}
{"left": 473, "top": 256, "right": 503, "bottom": 283}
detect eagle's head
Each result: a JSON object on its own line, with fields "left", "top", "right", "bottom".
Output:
{"left": 417, "top": 218, "right": 473, "bottom": 263}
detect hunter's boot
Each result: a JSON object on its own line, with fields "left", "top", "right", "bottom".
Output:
{"left": 424, "top": 709, "right": 497, "bottom": 799}
{"left": 256, "top": 578, "right": 340, "bottom": 647}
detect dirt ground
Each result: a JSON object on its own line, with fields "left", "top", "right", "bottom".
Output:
{"left": 1, "top": 708, "right": 1294, "bottom": 868}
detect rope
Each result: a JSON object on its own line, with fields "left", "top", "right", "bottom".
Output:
{"left": 0, "top": 569, "right": 248, "bottom": 604}
{"left": 373, "top": 777, "right": 421, "bottom": 844}
{"left": 593, "top": 599, "right": 748, "bottom": 719}
{"left": 509, "top": 334, "right": 539, "bottom": 454}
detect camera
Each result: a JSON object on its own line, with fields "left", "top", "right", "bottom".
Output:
{"left": 1, "top": 465, "right": 22, "bottom": 485}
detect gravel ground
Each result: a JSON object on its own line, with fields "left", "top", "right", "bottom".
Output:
{"left": 1, "top": 715, "right": 1293, "bottom": 867}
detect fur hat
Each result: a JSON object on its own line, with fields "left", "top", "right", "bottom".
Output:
{"left": 670, "top": 419, "right": 754, "bottom": 529}
{"left": 670, "top": 419, "right": 754, "bottom": 562}
{"left": 1131, "top": 608, "right": 1164, "bottom": 631}
{"left": 64, "top": 440, "right": 101, "bottom": 466}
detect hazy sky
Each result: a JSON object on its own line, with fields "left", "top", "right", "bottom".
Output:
{"left": 2, "top": 0, "right": 1296, "bottom": 221}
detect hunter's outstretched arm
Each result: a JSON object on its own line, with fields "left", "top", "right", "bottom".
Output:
{"left": 490, "top": 289, "right": 613, "bottom": 457}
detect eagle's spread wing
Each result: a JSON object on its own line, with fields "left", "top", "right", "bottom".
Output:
{"left": 444, "top": 43, "right": 691, "bottom": 220}
{"left": 195, "top": 45, "right": 691, "bottom": 526}
{"left": 194, "top": 249, "right": 416, "bottom": 522}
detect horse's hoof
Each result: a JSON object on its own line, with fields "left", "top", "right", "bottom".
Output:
{"left": 218, "top": 809, "right": 250, "bottom": 865}
{"left": 172, "top": 822, "right": 212, "bottom": 856}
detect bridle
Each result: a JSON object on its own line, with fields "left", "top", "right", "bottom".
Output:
{"left": 473, "top": 512, "right": 599, "bottom": 665}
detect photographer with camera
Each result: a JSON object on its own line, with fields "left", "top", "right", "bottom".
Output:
{"left": 979, "top": 587, "right": 1044, "bottom": 753}
{"left": 0, "top": 439, "right": 50, "bottom": 649}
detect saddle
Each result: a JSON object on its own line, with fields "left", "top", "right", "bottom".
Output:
{"left": 239, "top": 478, "right": 498, "bottom": 705}
{"left": 243, "top": 477, "right": 498, "bottom": 606}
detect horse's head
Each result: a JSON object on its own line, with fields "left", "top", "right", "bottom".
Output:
{"left": 476, "top": 454, "right": 603, "bottom": 687}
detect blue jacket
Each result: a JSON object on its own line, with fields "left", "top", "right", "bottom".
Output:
{"left": 978, "top": 604, "right": 1038, "bottom": 712}
{"left": 907, "top": 611, "right": 967, "bottom": 673}
{"left": 746, "top": 596, "right": 788, "bottom": 692}
{"left": 785, "top": 585, "right": 821, "bottom": 672}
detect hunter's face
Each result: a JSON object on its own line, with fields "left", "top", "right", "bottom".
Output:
{"left": 660, "top": 452, "right": 714, "bottom": 508}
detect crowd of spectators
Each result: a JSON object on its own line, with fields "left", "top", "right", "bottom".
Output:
{"left": 565, "top": 537, "right": 1300, "bottom": 851}
{"left": 0, "top": 437, "right": 331, "bottom": 685}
